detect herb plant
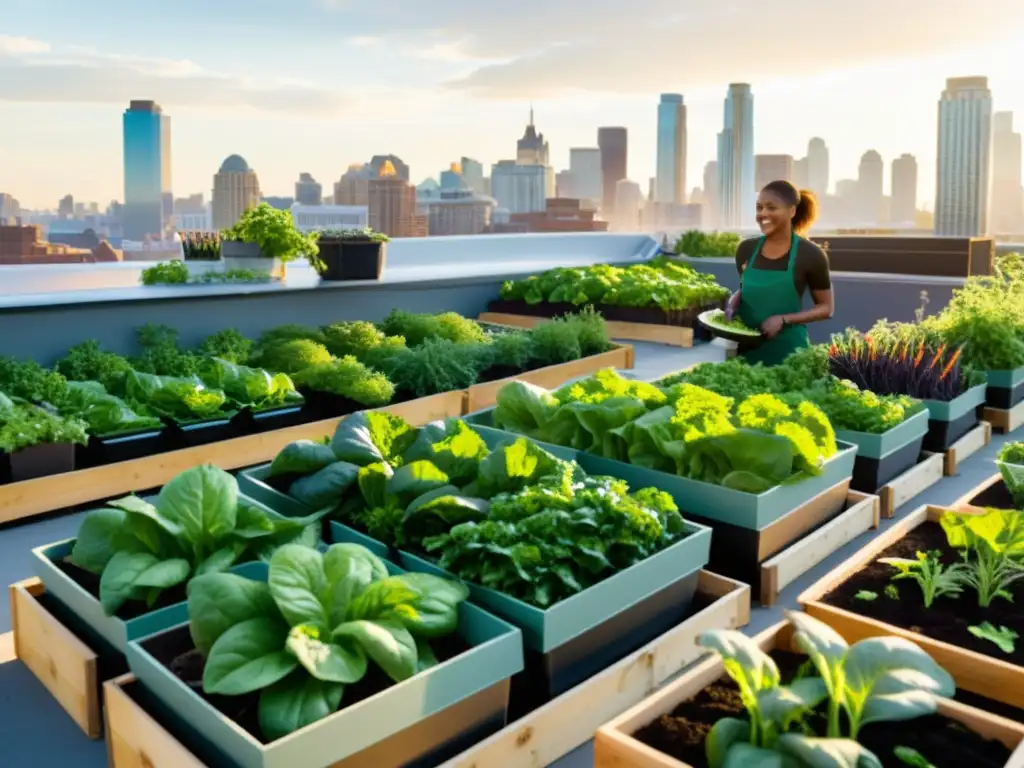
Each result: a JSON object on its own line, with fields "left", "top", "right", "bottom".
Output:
{"left": 180, "top": 231, "right": 221, "bottom": 261}
{"left": 132, "top": 324, "right": 200, "bottom": 378}
{"left": 379, "top": 310, "right": 488, "bottom": 347}
{"left": 0, "top": 394, "right": 88, "bottom": 454}
{"left": 290, "top": 358, "right": 395, "bottom": 407}
{"left": 199, "top": 329, "right": 252, "bottom": 365}
{"left": 877, "top": 550, "right": 966, "bottom": 607}
{"left": 250, "top": 338, "right": 333, "bottom": 375}
{"left": 140, "top": 261, "right": 188, "bottom": 285}
{"left": 673, "top": 229, "right": 742, "bottom": 258}
{"left": 56, "top": 340, "right": 134, "bottom": 395}
{"left": 317, "top": 226, "right": 389, "bottom": 242}
{"left": 221, "top": 203, "right": 320, "bottom": 265}
{"left": 186, "top": 542, "right": 467, "bottom": 740}
{"left": 70, "top": 465, "right": 328, "bottom": 615}
{"left": 0, "top": 356, "right": 70, "bottom": 406}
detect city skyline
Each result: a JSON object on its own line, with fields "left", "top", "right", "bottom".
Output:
{"left": 1, "top": 3, "right": 1023, "bottom": 209}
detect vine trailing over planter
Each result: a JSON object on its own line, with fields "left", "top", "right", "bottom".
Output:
{"left": 695, "top": 611, "right": 955, "bottom": 768}
{"left": 70, "top": 465, "right": 328, "bottom": 615}
{"left": 186, "top": 542, "right": 468, "bottom": 740}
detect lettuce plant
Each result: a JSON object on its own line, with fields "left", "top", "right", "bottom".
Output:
{"left": 60, "top": 380, "right": 162, "bottom": 437}
{"left": 70, "top": 465, "right": 328, "bottom": 615}
{"left": 186, "top": 542, "right": 468, "bottom": 740}
{"left": 695, "top": 611, "right": 955, "bottom": 768}
{"left": 125, "top": 370, "right": 230, "bottom": 422}
{"left": 940, "top": 508, "right": 1024, "bottom": 607}
{"left": 197, "top": 357, "right": 304, "bottom": 412}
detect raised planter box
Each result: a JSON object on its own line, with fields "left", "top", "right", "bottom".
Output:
{"left": 31, "top": 540, "right": 265, "bottom": 654}
{"left": 7, "top": 441, "right": 76, "bottom": 483}
{"left": 75, "top": 428, "right": 168, "bottom": 469}
{"left": 107, "top": 572, "right": 750, "bottom": 768}
{"left": 985, "top": 367, "right": 1024, "bottom": 410}
{"left": 986, "top": 398, "right": 1024, "bottom": 434}
{"left": 465, "top": 409, "right": 858, "bottom": 529}
{"left": 162, "top": 415, "right": 241, "bottom": 450}
{"left": 123, "top": 559, "right": 523, "bottom": 768}
{"left": 399, "top": 517, "right": 712, "bottom": 716}
{"left": 837, "top": 407, "right": 929, "bottom": 492}
{"left": 479, "top": 309, "right": 698, "bottom": 348}
{"left": 0, "top": 390, "right": 466, "bottom": 527}
{"left": 799, "top": 504, "right": 1024, "bottom": 709}
{"left": 465, "top": 343, "right": 634, "bottom": 412}
{"left": 231, "top": 405, "right": 308, "bottom": 435}
{"left": 921, "top": 381, "right": 987, "bottom": 452}
{"left": 594, "top": 619, "right": 1024, "bottom": 767}
{"left": 954, "top": 472, "right": 1016, "bottom": 513}
{"left": 220, "top": 242, "right": 283, "bottom": 278}
{"left": 316, "top": 239, "right": 386, "bottom": 281}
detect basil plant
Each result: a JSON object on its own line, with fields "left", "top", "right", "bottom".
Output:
{"left": 696, "top": 611, "right": 955, "bottom": 768}
{"left": 186, "top": 542, "right": 469, "bottom": 740}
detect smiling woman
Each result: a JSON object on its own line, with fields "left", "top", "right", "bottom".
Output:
{"left": 724, "top": 180, "right": 834, "bottom": 367}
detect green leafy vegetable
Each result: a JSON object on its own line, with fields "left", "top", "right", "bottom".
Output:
{"left": 968, "top": 622, "right": 1018, "bottom": 654}
{"left": 61, "top": 381, "right": 162, "bottom": 437}
{"left": 878, "top": 550, "right": 966, "bottom": 608}
{"left": 125, "top": 370, "right": 231, "bottom": 423}
{"left": 197, "top": 358, "right": 303, "bottom": 412}
{"left": 940, "top": 508, "right": 1024, "bottom": 607}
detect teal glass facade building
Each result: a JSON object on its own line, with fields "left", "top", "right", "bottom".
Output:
{"left": 123, "top": 100, "right": 171, "bottom": 241}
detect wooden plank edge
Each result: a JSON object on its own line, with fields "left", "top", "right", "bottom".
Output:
{"left": 952, "top": 472, "right": 1003, "bottom": 512}
{"left": 437, "top": 571, "right": 750, "bottom": 768}
{"left": 10, "top": 577, "right": 102, "bottom": 739}
{"left": 105, "top": 674, "right": 207, "bottom": 768}
{"left": 984, "top": 399, "right": 1024, "bottom": 434}
{"left": 944, "top": 421, "right": 992, "bottom": 477}
{"left": 0, "top": 391, "right": 466, "bottom": 526}
{"left": 759, "top": 493, "right": 880, "bottom": 607}
{"left": 878, "top": 452, "right": 945, "bottom": 519}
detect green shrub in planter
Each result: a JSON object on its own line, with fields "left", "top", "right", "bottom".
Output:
{"left": 221, "top": 204, "right": 320, "bottom": 276}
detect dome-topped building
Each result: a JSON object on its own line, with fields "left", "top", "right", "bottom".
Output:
{"left": 212, "top": 155, "right": 261, "bottom": 229}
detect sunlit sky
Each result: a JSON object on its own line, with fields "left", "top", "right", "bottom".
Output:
{"left": 2, "top": 0, "right": 1023, "bottom": 210}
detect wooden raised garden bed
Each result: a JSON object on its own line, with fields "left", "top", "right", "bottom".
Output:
{"left": 954, "top": 472, "right": 1016, "bottom": 513}
{"left": 985, "top": 400, "right": 1024, "bottom": 434}
{"left": 479, "top": 310, "right": 697, "bottom": 348}
{"left": 0, "top": 390, "right": 466, "bottom": 527}
{"left": 799, "top": 504, "right": 1024, "bottom": 709}
{"left": 103, "top": 572, "right": 750, "bottom": 768}
{"left": 941, "top": 420, "right": 992, "bottom": 476}
{"left": 877, "top": 451, "right": 945, "bottom": 518}
{"left": 594, "top": 620, "right": 1024, "bottom": 768}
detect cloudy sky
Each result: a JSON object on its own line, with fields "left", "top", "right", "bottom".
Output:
{"left": 2, "top": 0, "right": 1023, "bottom": 209}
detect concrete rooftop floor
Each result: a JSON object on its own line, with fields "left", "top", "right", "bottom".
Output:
{"left": 0, "top": 339, "right": 1013, "bottom": 768}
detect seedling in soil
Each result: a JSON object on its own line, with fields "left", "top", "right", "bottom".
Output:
{"left": 878, "top": 550, "right": 966, "bottom": 608}
{"left": 941, "top": 509, "right": 1024, "bottom": 608}
{"left": 968, "top": 622, "right": 1019, "bottom": 654}
{"left": 855, "top": 590, "right": 878, "bottom": 601}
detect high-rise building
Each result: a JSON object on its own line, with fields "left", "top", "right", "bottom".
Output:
{"left": 792, "top": 157, "right": 809, "bottom": 189}
{"left": 0, "top": 193, "right": 19, "bottom": 222}
{"left": 490, "top": 160, "right": 547, "bottom": 214}
{"left": 754, "top": 155, "right": 794, "bottom": 191}
{"left": 655, "top": 94, "right": 687, "bottom": 204}
{"left": 516, "top": 109, "right": 554, "bottom": 197}
{"left": 58, "top": 194, "right": 74, "bottom": 219}
{"left": 367, "top": 160, "right": 426, "bottom": 237}
{"left": 992, "top": 112, "right": 1024, "bottom": 233}
{"left": 716, "top": 83, "right": 754, "bottom": 229}
{"left": 459, "top": 157, "right": 486, "bottom": 195}
{"left": 212, "top": 155, "right": 261, "bottom": 230}
{"left": 418, "top": 163, "right": 495, "bottom": 236}
{"left": 613, "top": 179, "right": 644, "bottom": 231}
{"left": 703, "top": 161, "right": 718, "bottom": 229}
{"left": 935, "top": 76, "right": 993, "bottom": 237}
{"left": 891, "top": 154, "right": 918, "bottom": 224}
{"left": 857, "top": 150, "right": 884, "bottom": 225}
{"left": 555, "top": 170, "right": 578, "bottom": 199}
{"left": 369, "top": 155, "right": 410, "bottom": 181}
{"left": 122, "top": 100, "right": 171, "bottom": 241}
{"left": 597, "top": 127, "right": 628, "bottom": 214}
{"left": 569, "top": 148, "right": 603, "bottom": 203}
{"left": 295, "top": 173, "right": 323, "bottom": 206}
{"left": 334, "top": 165, "right": 371, "bottom": 207}
{"left": 807, "top": 138, "right": 830, "bottom": 198}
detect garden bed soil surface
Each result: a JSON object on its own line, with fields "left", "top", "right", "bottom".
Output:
{"left": 820, "top": 522, "right": 1024, "bottom": 666}
{"left": 968, "top": 479, "right": 1016, "bottom": 510}
{"left": 634, "top": 650, "right": 1012, "bottom": 768}
{"left": 147, "top": 624, "right": 470, "bottom": 745}
{"left": 55, "top": 557, "right": 189, "bottom": 621}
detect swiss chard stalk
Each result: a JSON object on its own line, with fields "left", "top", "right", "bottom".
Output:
{"left": 70, "top": 465, "right": 328, "bottom": 615}
{"left": 186, "top": 542, "right": 468, "bottom": 740}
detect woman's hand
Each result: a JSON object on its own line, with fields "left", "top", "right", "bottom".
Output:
{"left": 724, "top": 291, "right": 741, "bottom": 320}
{"left": 761, "top": 315, "right": 785, "bottom": 339}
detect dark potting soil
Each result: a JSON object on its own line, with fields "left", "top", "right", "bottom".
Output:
{"left": 476, "top": 365, "right": 527, "bottom": 384}
{"left": 820, "top": 521, "right": 1024, "bottom": 667}
{"left": 153, "top": 624, "right": 471, "bottom": 744}
{"left": 55, "top": 557, "right": 188, "bottom": 621}
{"left": 634, "top": 650, "right": 1012, "bottom": 768}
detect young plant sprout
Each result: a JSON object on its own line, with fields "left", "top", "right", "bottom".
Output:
{"left": 941, "top": 509, "right": 1024, "bottom": 608}
{"left": 877, "top": 550, "right": 966, "bottom": 608}
{"left": 968, "top": 622, "right": 1018, "bottom": 654}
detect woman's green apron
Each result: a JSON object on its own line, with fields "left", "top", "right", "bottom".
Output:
{"left": 737, "top": 234, "right": 809, "bottom": 366}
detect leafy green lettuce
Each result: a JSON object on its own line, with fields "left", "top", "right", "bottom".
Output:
{"left": 61, "top": 381, "right": 163, "bottom": 437}
{"left": 125, "top": 370, "right": 232, "bottom": 422}
{"left": 197, "top": 357, "right": 304, "bottom": 412}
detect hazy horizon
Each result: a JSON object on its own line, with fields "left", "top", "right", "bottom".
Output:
{"left": 2, "top": 0, "right": 1023, "bottom": 209}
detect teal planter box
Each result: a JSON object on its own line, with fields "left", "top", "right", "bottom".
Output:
{"left": 922, "top": 382, "right": 987, "bottom": 422}
{"left": 466, "top": 408, "right": 856, "bottom": 530}
{"left": 835, "top": 407, "right": 928, "bottom": 461}
{"left": 399, "top": 521, "right": 710, "bottom": 653}
{"left": 986, "top": 367, "right": 1024, "bottom": 389}
{"left": 31, "top": 539, "right": 265, "bottom": 654}
{"left": 124, "top": 560, "right": 523, "bottom": 768}
{"left": 239, "top": 464, "right": 390, "bottom": 558}
{"left": 985, "top": 367, "right": 1024, "bottom": 410}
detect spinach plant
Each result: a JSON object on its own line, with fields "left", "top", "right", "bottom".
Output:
{"left": 187, "top": 542, "right": 468, "bottom": 740}
{"left": 70, "top": 465, "right": 327, "bottom": 615}
{"left": 940, "top": 508, "right": 1024, "bottom": 607}
{"left": 695, "top": 611, "right": 955, "bottom": 768}
{"left": 877, "top": 550, "right": 966, "bottom": 608}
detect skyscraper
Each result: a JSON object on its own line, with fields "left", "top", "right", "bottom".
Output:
{"left": 716, "top": 84, "right": 754, "bottom": 229}
{"left": 334, "top": 164, "right": 371, "bottom": 207}
{"left": 857, "top": 150, "right": 884, "bottom": 225}
{"left": 516, "top": 109, "right": 554, "bottom": 197}
{"left": 806, "top": 138, "right": 830, "bottom": 198}
{"left": 655, "top": 94, "right": 687, "bottom": 205}
{"left": 491, "top": 160, "right": 547, "bottom": 214}
{"left": 935, "top": 76, "right": 993, "bottom": 237}
{"left": 368, "top": 160, "right": 427, "bottom": 237}
{"left": 891, "top": 154, "right": 918, "bottom": 224}
{"left": 212, "top": 155, "right": 261, "bottom": 230}
{"left": 703, "top": 161, "right": 718, "bottom": 229}
{"left": 123, "top": 100, "right": 171, "bottom": 241}
{"left": 569, "top": 148, "right": 603, "bottom": 203}
{"left": 992, "top": 112, "right": 1024, "bottom": 233}
{"left": 754, "top": 155, "right": 794, "bottom": 191}
{"left": 597, "top": 127, "right": 628, "bottom": 214}
{"left": 459, "top": 157, "right": 486, "bottom": 195}
{"left": 295, "top": 173, "right": 323, "bottom": 205}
